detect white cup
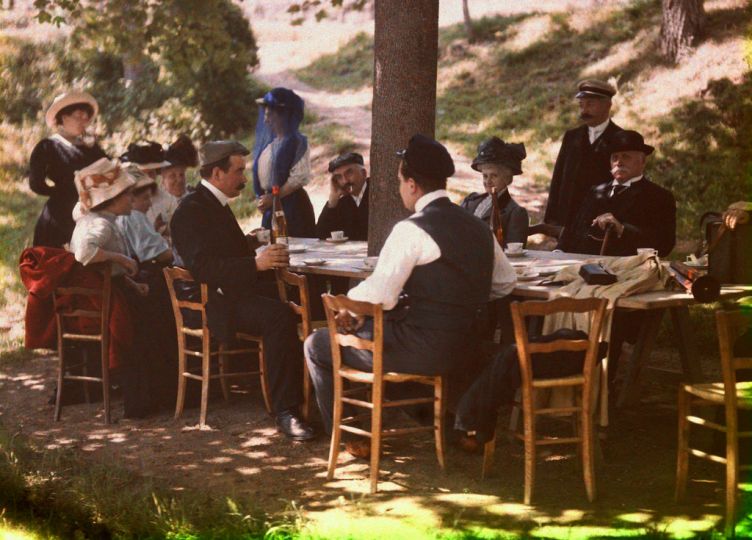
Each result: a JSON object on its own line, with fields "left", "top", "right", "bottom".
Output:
{"left": 637, "top": 248, "right": 658, "bottom": 257}
{"left": 507, "top": 242, "right": 523, "bottom": 254}
{"left": 331, "top": 230, "right": 345, "bottom": 240}
{"left": 255, "top": 229, "right": 271, "bottom": 243}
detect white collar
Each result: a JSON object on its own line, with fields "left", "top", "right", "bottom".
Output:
{"left": 415, "top": 189, "right": 449, "bottom": 213}
{"left": 611, "top": 175, "right": 643, "bottom": 188}
{"left": 50, "top": 132, "right": 78, "bottom": 148}
{"left": 588, "top": 118, "right": 610, "bottom": 136}
{"left": 200, "top": 179, "right": 230, "bottom": 206}
{"left": 352, "top": 179, "right": 368, "bottom": 206}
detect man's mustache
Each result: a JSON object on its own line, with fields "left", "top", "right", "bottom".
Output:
{"left": 611, "top": 166, "right": 627, "bottom": 175}
{"left": 580, "top": 112, "right": 594, "bottom": 120}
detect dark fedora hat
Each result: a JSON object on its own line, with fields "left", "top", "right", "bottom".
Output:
{"left": 396, "top": 134, "right": 455, "bottom": 179}
{"left": 328, "top": 152, "right": 364, "bottom": 173}
{"left": 471, "top": 137, "right": 527, "bottom": 175}
{"left": 607, "top": 130, "right": 654, "bottom": 155}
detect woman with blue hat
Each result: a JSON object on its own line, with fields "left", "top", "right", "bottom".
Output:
{"left": 252, "top": 87, "right": 316, "bottom": 237}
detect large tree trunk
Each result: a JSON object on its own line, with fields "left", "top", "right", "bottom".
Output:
{"left": 660, "top": 0, "right": 705, "bottom": 62}
{"left": 368, "top": 0, "right": 439, "bottom": 254}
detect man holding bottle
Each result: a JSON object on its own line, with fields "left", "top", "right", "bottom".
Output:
{"left": 171, "top": 140, "right": 314, "bottom": 441}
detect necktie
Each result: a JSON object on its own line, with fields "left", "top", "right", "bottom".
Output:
{"left": 610, "top": 184, "right": 628, "bottom": 198}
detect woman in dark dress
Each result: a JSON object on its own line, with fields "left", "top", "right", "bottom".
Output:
{"left": 29, "top": 91, "right": 107, "bottom": 248}
{"left": 252, "top": 87, "right": 316, "bottom": 238}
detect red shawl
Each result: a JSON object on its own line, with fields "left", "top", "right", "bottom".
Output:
{"left": 19, "top": 247, "right": 133, "bottom": 369}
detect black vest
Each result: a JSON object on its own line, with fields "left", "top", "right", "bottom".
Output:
{"left": 402, "top": 197, "right": 494, "bottom": 331}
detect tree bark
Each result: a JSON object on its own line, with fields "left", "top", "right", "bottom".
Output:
{"left": 368, "top": 0, "right": 439, "bottom": 254}
{"left": 462, "top": 0, "right": 476, "bottom": 43}
{"left": 660, "top": 0, "right": 705, "bottom": 62}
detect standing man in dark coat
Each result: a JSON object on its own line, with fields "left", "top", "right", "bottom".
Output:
{"left": 542, "top": 80, "right": 623, "bottom": 233}
{"left": 558, "top": 130, "right": 676, "bottom": 257}
{"left": 316, "top": 152, "right": 369, "bottom": 241}
{"left": 171, "top": 140, "right": 314, "bottom": 441}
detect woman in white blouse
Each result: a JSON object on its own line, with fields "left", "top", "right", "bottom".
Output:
{"left": 252, "top": 88, "right": 316, "bottom": 237}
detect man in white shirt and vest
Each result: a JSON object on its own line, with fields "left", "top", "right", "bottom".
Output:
{"left": 304, "top": 134, "right": 517, "bottom": 457}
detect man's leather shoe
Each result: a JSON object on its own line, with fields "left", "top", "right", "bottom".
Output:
{"left": 275, "top": 411, "right": 315, "bottom": 441}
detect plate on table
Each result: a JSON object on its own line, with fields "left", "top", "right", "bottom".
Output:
{"left": 505, "top": 250, "right": 527, "bottom": 258}
{"left": 302, "top": 258, "right": 327, "bottom": 266}
{"left": 288, "top": 244, "right": 307, "bottom": 254}
{"left": 325, "top": 237, "right": 349, "bottom": 244}
{"left": 516, "top": 271, "right": 540, "bottom": 282}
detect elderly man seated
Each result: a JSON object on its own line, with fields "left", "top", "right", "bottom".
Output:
{"left": 557, "top": 130, "right": 676, "bottom": 257}
{"left": 316, "top": 152, "right": 369, "bottom": 241}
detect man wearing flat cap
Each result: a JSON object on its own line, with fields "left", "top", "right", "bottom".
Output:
{"left": 541, "top": 79, "right": 623, "bottom": 236}
{"left": 171, "top": 140, "right": 314, "bottom": 441}
{"left": 315, "top": 152, "right": 370, "bottom": 241}
{"left": 304, "top": 134, "right": 516, "bottom": 458}
{"left": 558, "top": 130, "right": 676, "bottom": 256}
{"left": 461, "top": 136, "right": 529, "bottom": 248}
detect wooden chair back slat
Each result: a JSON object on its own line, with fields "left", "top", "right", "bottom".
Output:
{"left": 527, "top": 339, "right": 590, "bottom": 354}
{"left": 715, "top": 310, "right": 752, "bottom": 411}
{"left": 276, "top": 269, "right": 312, "bottom": 337}
{"left": 163, "top": 267, "right": 209, "bottom": 334}
{"left": 322, "top": 294, "right": 384, "bottom": 378}
{"left": 335, "top": 333, "right": 375, "bottom": 352}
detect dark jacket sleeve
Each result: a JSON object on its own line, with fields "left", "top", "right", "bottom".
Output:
{"left": 171, "top": 200, "right": 258, "bottom": 299}
{"left": 315, "top": 196, "right": 358, "bottom": 240}
{"left": 544, "top": 131, "right": 571, "bottom": 225}
{"left": 620, "top": 186, "right": 676, "bottom": 257}
{"left": 29, "top": 140, "right": 54, "bottom": 196}
{"left": 505, "top": 205, "right": 530, "bottom": 247}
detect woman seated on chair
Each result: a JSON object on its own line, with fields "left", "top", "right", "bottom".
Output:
{"left": 460, "top": 136, "right": 529, "bottom": 248}
{"left": 70, "top": 158, "right": 174, "bottom": 418}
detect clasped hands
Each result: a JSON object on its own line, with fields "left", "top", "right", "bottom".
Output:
{"left": 334, "top": 309, "right": 365, "bottom": 334}
{"left": 591, "top": 213, "right": 624, "bottom": 237}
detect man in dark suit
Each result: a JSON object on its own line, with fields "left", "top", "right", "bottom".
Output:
{"left": 315, "top": 152, "right": 369, "bottom": 241}
{"left": 541, "top": 80, "right": 623, "bottom": 234}
{"left": 171, "top": 140, "right": 314, "bottom": 441}
{"left": 558, "top": 130, "right": 676, "bottom": 257}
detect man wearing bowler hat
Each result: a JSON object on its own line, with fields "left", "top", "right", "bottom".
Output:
{"left": 541, "top": 80, "right": 623, "bottom": 235}
{"left": 315, "top": 151, "right": 370, "bottom": 241}
{"left": 171, "top": 140, "right": 314, "bottom": 441}
{"left": 304, "top": 134, "right": 516, "bottom": 458}
{"left": 558, "top": 130, "right": 676, "bottom": 256}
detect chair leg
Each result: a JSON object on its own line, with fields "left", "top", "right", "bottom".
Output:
{"left": 370, "top": 381, "right": 384, "bottom": 494}
{"left": 257, "top": 342, "right": 272, "bottom": 413}
{"left": 327, "top": 373, "right": 344, "bottom": 481}
{"left": 218, "top": 345, "right": 230, "bottom": 402}
{"left": 434, "top": 377, "right": 446, "bottom": 471}
{"left": 523, "top": 409, "right": 536, "bottom": 505}
{"left": 100, "top": 342, "right": 111, "bottom": 425}
{"left": 725, "top": 416, "right": 739, "bottom": 537}
{"left": 174, "top": 343, "right": 187, "bottom": 420}
{"left": 482, "top": 436, "right": 496, "bottom": 480}
{"left": 199, "top": 349, "right": 211, "bottom": 428}
{"left": 675, "top": 388, "right": 690, "bottom": 503}
{"left": 582, "top": 408, "right": 596, "bottom": 502}
{"left": 81, "top": 347, "right": 91, "bottom": 404}
{"left": 302, "top": 359, "right": 313, "bottom": 422}
{"left": 54, "top": 346, "right": 65, "bottom": 422}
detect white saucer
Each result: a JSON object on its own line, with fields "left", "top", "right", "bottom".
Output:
{"left": 354, "top": 262, "right": 376, "bottom": 271}
{"left": 303, "top": 258, "right": 327, "bottom": 266}
{"left": 288, "top": 245, "right": 307, "bottom": 254}
{"left": 516, "top": 272, "right": 540, "bottom": 281}
{"left": 505, "top": 250, "right": 526, "bottom": 258}
{"left": 325, "top": 237, "right": 348, "bottom": 243}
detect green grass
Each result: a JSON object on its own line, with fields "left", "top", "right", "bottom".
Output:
{"left": 307, "top": 122, "right": 359, "bottom": 156}
{"left": 295, "top": 32, "right": 373, "bottom": 92}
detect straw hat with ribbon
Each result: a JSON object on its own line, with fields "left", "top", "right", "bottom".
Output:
{"left": 45, "top": 91, "right": 99, "bottom": 130}
{"left": 74, "top": 158, "right": 135, "bottom": 211}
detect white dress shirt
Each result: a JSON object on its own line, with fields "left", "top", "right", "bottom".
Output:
{"left": 257, "top": 143, "right": 311, "bottom": 191}
{"left": 608, "top": 175, "right": 643, "bottom": 196}
{"left": 200, "top": 179, "right": 230, "bottom": 206}
{"left": 588, "top": 118, "right": 610, "bottom": 144}
{"left": 352, "top": 180, "right": 368, "bottom": 207}
{"left": 69, "top": 211, "right": 129, "bottom": 275}
{"left": 348, "top": 190, "right": 517, "bottom": 310}
{"left": 146, "top": 186, "right": 180, "bottom": 226}
{"left": 116, "top": 210, "right": 170, "bottom": 262}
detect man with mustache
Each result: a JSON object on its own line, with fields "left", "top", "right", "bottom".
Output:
{"left": 557, "top": 130, "right": 676, "bottom": 256}
{"left": 315, "top": 152, "right": 370, "bottom": 241}
{"left": 171, "top": 140, "right": 315, "bottom": 441}
{"left": 539, "top": 80, "right": 623, "bottom": 236}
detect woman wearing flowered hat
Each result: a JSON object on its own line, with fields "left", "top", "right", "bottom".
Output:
{"left": 29, "top": 90, "right": 108, "bottom": 248}
{"left": 252, "top": 87, "right": 316, "bottom": 237}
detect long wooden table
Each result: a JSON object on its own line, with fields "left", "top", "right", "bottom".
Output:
{"left": 286, "top": 239, "right": 752, "bottom": 406}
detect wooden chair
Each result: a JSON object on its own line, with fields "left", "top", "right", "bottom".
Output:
{"left": 275, "top": 269, "right": 327, "bottom": 421}
{"left": 482, "top": 297, "right": 608, "bottom": 504}
{"left": 676, "top": 309, "right": 752, "bottom": 537}
{"left": 53, "top": 262, "right": 113, "bottom": 424}
{"left": 163, "top": 267, "right": 270, "bottom": 428}
{"left": 322, "top": 294, "right": 446, "bottom": 494}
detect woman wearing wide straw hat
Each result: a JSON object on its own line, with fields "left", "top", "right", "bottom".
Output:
{"left": 29, "top": 91, "right": 108, "bottom": 248}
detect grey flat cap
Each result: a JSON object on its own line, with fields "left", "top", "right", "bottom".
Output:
{"left": 199, "top": 140, "right": 250, "bottom": 167}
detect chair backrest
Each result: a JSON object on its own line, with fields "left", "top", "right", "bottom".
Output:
{"left": 53, "top": 261, "right": 112, "bottom": 343}
{"left": 510, "top": 297, "right": 608, "bottom": 396}
{"left": 715, "top": 309, "right": 752, "bottom": 412}
{"left": 276, "top": 269, "right": 313, "bottom": 338}
{"left": 163, "top": 266, "right": 209, "bottom": 337}
{"left": 321, "top": 294, "right": 384, "bottom": 377}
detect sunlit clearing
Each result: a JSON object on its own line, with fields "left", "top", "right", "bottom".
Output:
{"left": 617, "top": 511, "right": 654, "bottom": 524}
